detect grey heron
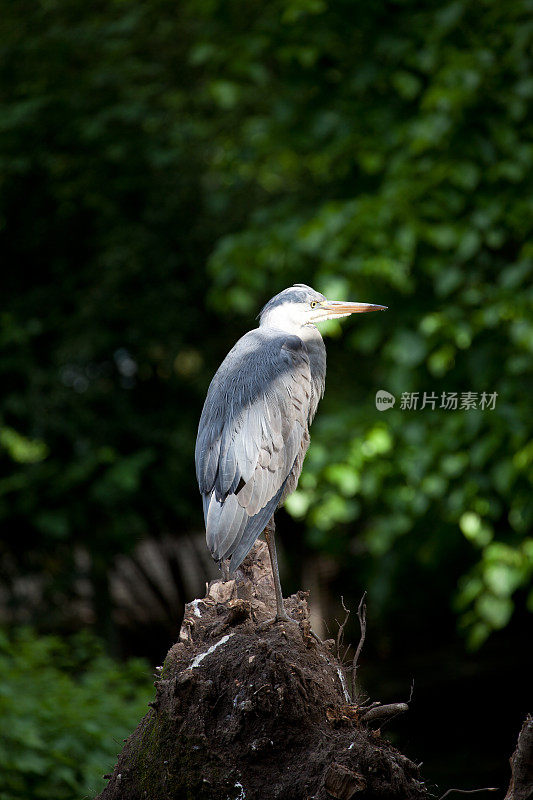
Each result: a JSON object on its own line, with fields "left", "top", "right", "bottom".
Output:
{"left": 195, "top": 284, "right": 386, "bottom": 621}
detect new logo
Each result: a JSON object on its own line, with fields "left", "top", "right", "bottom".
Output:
{"left": 375, "top": 390, "right": 395, "bottom": 411}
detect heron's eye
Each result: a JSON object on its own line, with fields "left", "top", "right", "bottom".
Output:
{"left": 310, "top": 301, "right": 318, "bottom": 308}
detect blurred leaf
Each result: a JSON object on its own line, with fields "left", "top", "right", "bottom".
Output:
{"left": 0, "top": 428, "right": 49, "bottom": 463}
{"left": 0, "top": 628, "right": 152, "bottom": 800}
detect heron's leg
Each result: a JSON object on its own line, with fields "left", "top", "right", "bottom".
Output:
{"left": 220, "top": 560, "right": 230, "bottom": 582}
{"left": 264, "top": 516, "right": 291, "bottom": 622}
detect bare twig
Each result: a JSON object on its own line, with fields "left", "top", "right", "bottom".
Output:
{"left": 362, "top": 702, "right": 408, "bottom": 725}
{"left": 336, "top": 596, "right": 351, "bottom": 658}
{"left": 374, "top": 680, "right": 416, "bottom": 732}
{"left": 359, "top": 700, "right": 380, "bottom": 713}
{"left": 439, "top": 789, "right": 498, "bottom": 800}
{"left": 351, "top": 592, "right": 367, "bottom": 699}
{"left": 334, "top": 597, "right": 353, "bottom": 701}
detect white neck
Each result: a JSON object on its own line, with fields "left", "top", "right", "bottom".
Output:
{"left": 259, "top": 300, "right": 327, "bottom": 416}
{"left": 259, "top": 302, "right": 311, "bottom": 336}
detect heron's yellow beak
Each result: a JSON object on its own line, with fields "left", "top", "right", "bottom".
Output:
{"left": 321, "top": 300, "right": 387, "bottom": 314}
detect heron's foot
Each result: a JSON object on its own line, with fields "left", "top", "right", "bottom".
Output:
{"left": 274, "top": 597, "right": 297, "bottom": 624}
{"left": 258, "top": 611, "right": 296, "bottom": 630}
{"left": 257, "top": 614, "right": 325, "bottom": 647}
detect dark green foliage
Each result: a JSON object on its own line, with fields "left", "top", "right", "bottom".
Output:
{"left": 0, "top": 0, "right": 532, "bottom": 649}
{"left": 0, "top": 628, "right": 152, "bottom": 799}
{"left": 197, "top": 0, "right": 533, "bottom": 647}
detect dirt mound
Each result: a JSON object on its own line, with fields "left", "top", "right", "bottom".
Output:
{"left": 98, "top": 542, "right": 428, "bottom": 800}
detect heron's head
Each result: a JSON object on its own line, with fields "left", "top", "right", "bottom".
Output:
{"left": 259, "top": 284, "right": 386, "bottom": 331}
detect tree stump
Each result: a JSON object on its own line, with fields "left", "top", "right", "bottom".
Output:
{"left": 97, "top": 541, "right": 427, "bottom": 800}
{"left": 505, "top": 714, "right": 533, "bottom": 800}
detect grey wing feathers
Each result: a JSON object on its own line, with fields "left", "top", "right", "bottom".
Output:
{"left": 195, "top": 330, "right": 312, "bottom": 573}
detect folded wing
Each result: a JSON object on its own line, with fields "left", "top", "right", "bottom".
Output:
{"left": 195, "top": 330, "right": 312, "bottom": 573}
